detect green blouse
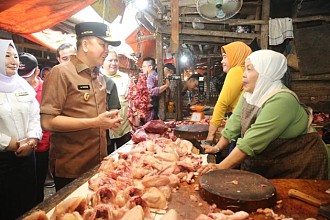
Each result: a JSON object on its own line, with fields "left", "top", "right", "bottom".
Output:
{"left": 221, "top": 91, "right": 309, "bottom": 157}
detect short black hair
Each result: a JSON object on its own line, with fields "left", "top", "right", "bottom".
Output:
{"left": 56, "top": 43, "right": 76, "bottom": 58}
{"left": 164, "top": 63, "right": 176, "bottom": 74}
{"left": 187, "top": 74, "right": 200, "bottom": 81}
{"left": 143, "top": 57, "right": 156, "bottom": 69}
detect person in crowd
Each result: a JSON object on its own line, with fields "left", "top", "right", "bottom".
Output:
{"left": 102, "top": 50, "right": 132, "bottom": 154}
{"left": 99, "top": 54, "right": 121, "bottom": 155}
{"left": 56, "top": 42, "right": 76, "bottom": 63}
{"left": 0, "top": 39, "right": 42, "bottom": 219}
{"left": 163, "top": 63, "right": 176, "bottom": 106}
{"left": 164, "top": 63, "right": 176, "bottom": 77}
{"left": 205, "top": 41, "right": 252, "bottom": 143}
{"left": 18, "top": 52, "right": 50, "bottom": 203}
{"left": 40, "top": 22, "right": 123, "bottom": 191}
{"left": 142, "top": 57, "right": 171, "bottom": 121}
{"left": 182, "top": 74, "right": 204, "bottom": 105}
{"left": 200, "top": 50, "right": 330, "bottom": 180}
{"left": 180, "top": 74, "right": 206, "bottom": 117}
{"left": 40, "top": 66, "right": 51, "bottom": 80}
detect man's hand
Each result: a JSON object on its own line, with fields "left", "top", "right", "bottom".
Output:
{"left": 190, "top": 94, "right": 199, "bottom": 105}
{"left": 97, "top": 110, "right": 123, "bottom": 130}
{"left": 164, "top": 78, "right": 170, "bottom": 87}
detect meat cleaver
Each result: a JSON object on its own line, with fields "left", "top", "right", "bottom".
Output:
{"left": 288, "top": 189, "right": 330, "bottom": 219}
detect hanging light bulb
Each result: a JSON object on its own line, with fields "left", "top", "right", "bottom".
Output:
{"left": 181, "top": 54, "right": 188, "bottom": 63}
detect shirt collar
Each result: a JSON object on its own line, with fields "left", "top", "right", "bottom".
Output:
{"left": 70, "top": 55, "right": 90, "bottom": 74}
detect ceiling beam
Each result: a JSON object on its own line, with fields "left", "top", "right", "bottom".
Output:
{"left": 161, "top": 0, "right": 261, "bottom": 8}
{"left": 181, "top": 35, "right": 251, "bottom": 45}
{"left": 15, "top": 42, "right": 54, "bottom": 52}
{"left": 159, "top": 25, "right": 258, "bottom": 39}
{"left": 292, "top": 15, "right": 330, "bottom": 23}
{"left": 178, "top": 17, "right": 267, "bottom": 26}
{"left": 180, "top": 28, "right": 258, "bottom": 39}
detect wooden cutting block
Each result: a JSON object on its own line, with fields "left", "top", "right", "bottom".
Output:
{"left": 174, "top": 124, "right": 209, "bottom": 140}
{"left": 199, "top": 169, "right": 277, "bottom": 212}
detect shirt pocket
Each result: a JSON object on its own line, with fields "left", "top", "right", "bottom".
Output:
{"left": 16, "top": 94, "right": 34, "bottom": 103}
{"left": 15, "top": 94, "right": 34, "bottom": 115}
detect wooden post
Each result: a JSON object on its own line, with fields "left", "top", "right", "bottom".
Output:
{"left": 260, "top": 0, "right": 270, "bottom": 49}
{"left": 175, "top": 53, "right": 183, "bottom": 121}
{"left": 254, "top": 0, "right": 262, "bottom": 33}
{"left": 156, "top": 33, "right": 165, "bottom": 120}
{"left": 206, "top": 58, "right": 211, "bottom": 102}
{"left": 169, "top": 0, "right": 181, "bottom": 120}
{"left": 169, "top": 0, "right": 179, "bottom": 54}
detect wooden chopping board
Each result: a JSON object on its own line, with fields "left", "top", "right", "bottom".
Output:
{"left": 199, "top": 169, "right": 277, "bottom": 212}
{"left": 174, "top": 124, "right": 209, "bottom": 140}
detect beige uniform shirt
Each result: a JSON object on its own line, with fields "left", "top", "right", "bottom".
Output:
{"left": 41, "top": 56, "right": 107, "bottom": 178}
{"left": 108, "top": 71, "right": 131, "bottom": 138}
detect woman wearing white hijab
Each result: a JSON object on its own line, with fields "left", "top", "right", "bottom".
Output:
{"left": 0, "top": 39, "right": 42, "bottom": 219}
{"left": 201, "top": 50, "right": 330, "bottom": 179}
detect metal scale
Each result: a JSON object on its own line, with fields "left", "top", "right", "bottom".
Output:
{"left": 190, "top": 76, "right": 206, "bottom": 122}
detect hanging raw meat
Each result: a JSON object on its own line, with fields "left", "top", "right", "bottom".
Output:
{"left": 127, "top": 72, "right": 150, "bottom": 128}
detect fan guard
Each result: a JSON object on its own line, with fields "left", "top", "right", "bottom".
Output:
{"left": 196, "top": 0, "right": 243, "bottom": 21}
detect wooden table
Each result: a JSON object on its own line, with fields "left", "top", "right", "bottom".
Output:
{"left": 270, "top": 179, "right": 330, "bottom": 219}
{"left": 168, "top": 178, "right": 330, "bottom": 220}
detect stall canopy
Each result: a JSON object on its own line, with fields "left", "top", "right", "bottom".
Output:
{"left": 0, "top": 0, "right": 154, "bottom": 62}
{"left": 0, "top": 0, "right": 96, "bottom": 34}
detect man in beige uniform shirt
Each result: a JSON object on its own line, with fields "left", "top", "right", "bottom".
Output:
{"left": 102, "top": 50, "right": 132, "bottom": 154}
{"left": 41, "top": 22, "right": 122, "bottom": 191}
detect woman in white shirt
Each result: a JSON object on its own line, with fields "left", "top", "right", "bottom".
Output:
{"left": 0, "top": 39, "right": 42, "bottom": 219}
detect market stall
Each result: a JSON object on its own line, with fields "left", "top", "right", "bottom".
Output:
{"left": 20, "top": 139, "right": 330, "bottom": 220}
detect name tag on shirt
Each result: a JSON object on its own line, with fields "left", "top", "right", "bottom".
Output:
{"left": 78, "top": 85, "right": 90, "bottom": 90}
{"left": 15, "top": 92, "right": 29, "bottom": 96}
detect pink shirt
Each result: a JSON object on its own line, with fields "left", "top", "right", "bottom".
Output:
{"left": 35, "top": 76, "right": 50, "bottom": 152}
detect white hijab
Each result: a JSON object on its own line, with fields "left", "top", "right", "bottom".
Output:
{"left": 0, "top": 39, "right": 35, "bottom": 95}
{"left": 244, "top": 50, "right": 287, "bottom": 106}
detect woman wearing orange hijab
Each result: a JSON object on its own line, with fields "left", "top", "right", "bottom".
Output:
{"left": 205, "top": 41, "right": 252, "bottom": 145}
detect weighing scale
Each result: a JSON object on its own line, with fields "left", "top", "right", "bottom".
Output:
{"left": 190, "top": 76, "right": 207, "bottom": 122}
{"left": 190, "top": 105, "right": 205, "bottom": 122}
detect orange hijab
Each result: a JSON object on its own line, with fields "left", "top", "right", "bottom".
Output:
{"left": 221, "top": 41, "right": 252, "bottom": 68}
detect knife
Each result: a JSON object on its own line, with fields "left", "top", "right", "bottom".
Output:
{"left": 288, "top": 189, "right": 330, "bottom": 219}
{"left": 187, "top": 138, "right": 205, "bottom": 154}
